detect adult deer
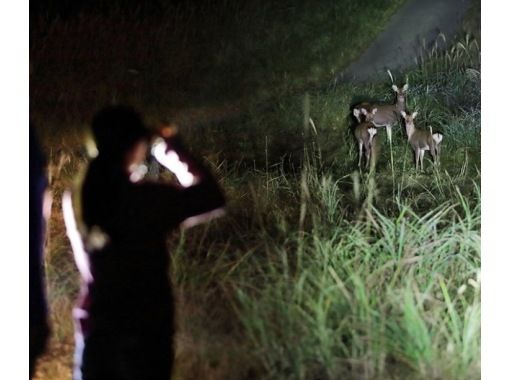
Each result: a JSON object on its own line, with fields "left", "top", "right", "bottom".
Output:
{"left": 353, "top": 83, "right": 408, "bottom": 142}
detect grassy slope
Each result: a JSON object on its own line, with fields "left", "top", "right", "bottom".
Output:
{"left": 32, "top": 2, "right": 482, "bottom": 380}
{"left": 174, "top": 36, "right": 481, "bottom": 380}
{"left": 30, "top": 0, "right": 405, "bottom": 140}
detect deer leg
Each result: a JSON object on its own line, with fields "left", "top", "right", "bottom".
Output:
{"left": 436, "top": 144, "right": 441, "bottom": 166}
{"left": 358, "top": 142, "right": 363, "bottom": 168}
{"left": 430, "top": 145, "right": 437, "bottom": 166}
{"left": 365, "top": 143, "right": 371, "bottom": 169}
{"left": 420, "top": 150, "right": 425, "bottom": 171}
{"left": 414, "top": 148, "right": 420, "bottom": 171}
{"left": 369, "top": 142, "right": 375, "bottom": 170}
{"left": 386, "top": 125, "right": 392, "bottom": 143}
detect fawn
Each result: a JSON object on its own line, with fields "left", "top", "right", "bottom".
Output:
{"left": 353, "top": 104, "right": 371, "bottom": 123}
{"left": 354, "top": 108, "right": 378, "bottom": 169}
{"left": 401, "top": 111, "right": 443, "bottom": 171}
{"left": 353, "top": 84, "right": 408, "bottom": 141}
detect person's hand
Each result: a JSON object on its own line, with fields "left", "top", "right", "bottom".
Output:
{"left": 158, "top": 124, "right": 178, "bottom": 139}
{"left": 155, "top": 123, "right": 182, "bottom": 152}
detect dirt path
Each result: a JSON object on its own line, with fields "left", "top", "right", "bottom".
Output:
{"left": 337, "top": 0, "right": 472, "bottom": 82}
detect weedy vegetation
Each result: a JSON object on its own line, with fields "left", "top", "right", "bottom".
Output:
{"left": 32, "top": 1, "right": 480, "bottom": 379}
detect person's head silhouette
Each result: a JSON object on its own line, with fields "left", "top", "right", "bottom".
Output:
{"left": 91, "top": 105, "right": 153, "bottom": 177}
{"left": 92, "top": 105, "right": 151, "bottom": 163}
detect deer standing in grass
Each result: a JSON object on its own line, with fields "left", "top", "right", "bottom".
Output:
{"left": 354, "top": 108, "right": 378, "bottom": 169}
{"left": 353, "top": 83, "right": 408, "bottom": 142}
{"left": 401, "top": 111, "right": 443, "bottom": 171}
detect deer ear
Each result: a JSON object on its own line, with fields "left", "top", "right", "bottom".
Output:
{"left": 361, "top": 108, "right": 368, "bottom": 115}
{"left": 353, "top": 109, "right": 360, "bottom": 117}
{"left": 372, "top": 108, "right": 378, "bottom": 114}
{"left": 392, "top": 84, "right": 398, "bottom": 92}
{"left": 403, "top": 83, "right": 409, "bottom": 92}
{"left": 412, "top": 111, "right": 418, "bottom": 119}
{"left": 400, "top": 111, "right": 406, "bottom": 118}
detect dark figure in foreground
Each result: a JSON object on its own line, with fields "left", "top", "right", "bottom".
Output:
{"left": 65, "top": 106, "right": 226, "bottom": 380}
{"left": 29, "top": 126, "right": 50, "bottom": 378}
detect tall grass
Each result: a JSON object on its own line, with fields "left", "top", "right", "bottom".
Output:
{"left": 231, "top": 163, "right": 480, "bottom": 379}
{"left": 174, "top": 34, "right": 480, "bottom": 380}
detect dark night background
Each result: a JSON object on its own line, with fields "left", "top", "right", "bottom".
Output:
{"left": 29, "top": 0, "right": 481, "bottom": 379}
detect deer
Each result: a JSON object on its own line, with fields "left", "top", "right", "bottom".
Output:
{"left": 353, "top": 83, "right": 408, "bottom": 141}
{"left": 352, "top": 104, "right": 371, "bottom": 123}
{"left": 354, "top": 108, "right": 378, "bottom": 169}
{"left": 401, "top": 110, "right": 443, "bottom": 171}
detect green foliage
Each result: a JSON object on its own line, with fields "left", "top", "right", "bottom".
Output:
{"left": 215, "top": 161, "right": 480, "bottom": 380}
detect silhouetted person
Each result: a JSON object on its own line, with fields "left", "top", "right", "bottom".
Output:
{"left": 30, "top": 125, "right": 50, "bottom": 378}
{"left": 65, "top": 105, "right": 225, "bottom": 380}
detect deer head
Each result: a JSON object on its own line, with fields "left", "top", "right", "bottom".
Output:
{"left": 361, "top": 107, "right": 378, "bottom": 122}
{"left": 392, "top": 83, "right": 408, "bottom": 107}
{"left": 401, "top": 110, "right": 417, "bottom": 121}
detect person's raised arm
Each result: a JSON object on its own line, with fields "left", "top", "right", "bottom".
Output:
{"left": 151, "top": 126, "right": 226, "bottom": 228}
